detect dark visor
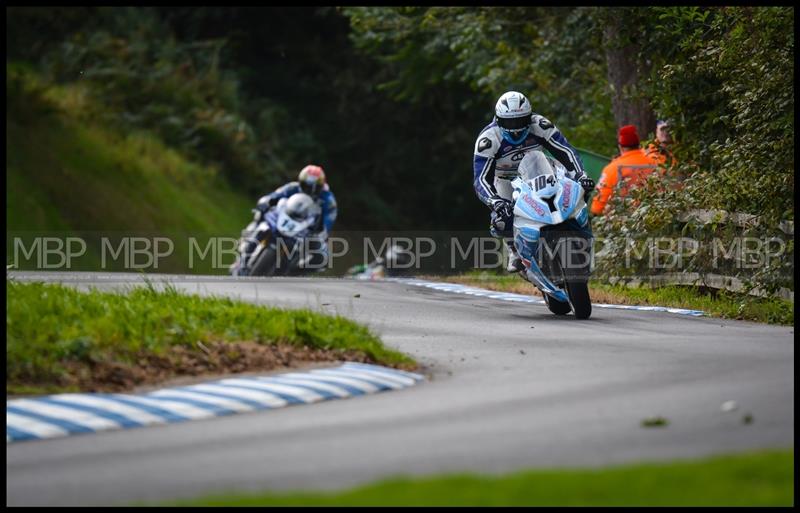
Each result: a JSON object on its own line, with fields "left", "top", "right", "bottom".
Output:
{"left": 301, "top": 182, "right": 318, "bottom": 195}
{"left": 289, "top": 209, "right": 307, "bottom": 220}
{"left": 497, "top": 114, "right": 532, "bottom": 131}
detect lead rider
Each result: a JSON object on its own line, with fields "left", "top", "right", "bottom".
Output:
{"left": 473, "top": 91, "right": 594, "bottom": 271}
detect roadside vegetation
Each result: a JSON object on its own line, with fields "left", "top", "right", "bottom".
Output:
{"left": 7, "top": 8, "right": 793, "bottom": 294}
{"left": 6, "top": 280, "right": 415, "bottom": 395}
{"left": 432, "top": 271, "right": 794, "bottom": 326}
{"left": 351, "top": 6, "right": 793, "bottom": 300}
{"left": 167, "top": 449, "right": 793, "bottom": 506}
{"left": 6, "top": 65, "right": 253, "bottom": 274}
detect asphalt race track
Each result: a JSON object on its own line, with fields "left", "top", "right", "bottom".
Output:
{"left": 6, "top": 272, "right": 794, "bottom": 506}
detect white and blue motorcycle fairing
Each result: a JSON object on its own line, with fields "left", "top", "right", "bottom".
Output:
{"left": 511, "top": 173, "right": 590, "bottom": 304}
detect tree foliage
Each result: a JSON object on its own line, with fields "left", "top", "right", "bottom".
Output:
{"left": 652, "top": 6, "right": 793, "bottom": 220}
{"left": 345, "top": 7, "right": 616, "bottom": 155}
{"left": 7, "top": 5, "right": 794, "bottom": 277}
{"left": 595, "top": 7, "right": 794, "bottom": 295}
{"left": 34, "top": 8, "right": 309, "bottom": 192}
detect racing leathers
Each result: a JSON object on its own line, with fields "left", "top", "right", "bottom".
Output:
{"left": 256, "top": 181, "right": 338, "bottom": 235}
{"left": 255, "top": 181, "right": 337, "bottom": 270}
{"left": 473, "top": 115, "right": 588, "bottom": 270}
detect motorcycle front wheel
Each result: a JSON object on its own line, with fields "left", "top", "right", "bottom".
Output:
{"left": 249, "top": 245, "right": 278, "bottom": 277}
{"left": 544, "top": 293, "right": 571, "bottom": 315}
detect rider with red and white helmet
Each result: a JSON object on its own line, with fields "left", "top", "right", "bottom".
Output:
{"left": 257, "top": 164, "right": 338, "bottom": 234}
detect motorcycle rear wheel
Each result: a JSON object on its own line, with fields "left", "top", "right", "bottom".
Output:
{"left": 543, "top": 228, "right": 592, "bottom": 320}
{"left": 565, "top": 280, "right": 592, "bottom": 319}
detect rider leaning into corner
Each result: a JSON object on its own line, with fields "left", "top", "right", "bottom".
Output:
{"left": 256, "top": 164, "right": 338, "bottom": 267}
{"left": 473, "top": 91, "right": 595, "bottom": 272}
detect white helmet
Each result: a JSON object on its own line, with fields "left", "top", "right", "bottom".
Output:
{"left": 494, "top": 91, "right": 532, "bottom": 145}
{"left": 384, "top": 244, "right": 412, "bottom": 273}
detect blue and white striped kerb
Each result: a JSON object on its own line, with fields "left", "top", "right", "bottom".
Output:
{"left": 6, "top": 362, "right": 423, "bottom": 444}
{"left": 390, "top": 278, "right": 706, "bottom": 317}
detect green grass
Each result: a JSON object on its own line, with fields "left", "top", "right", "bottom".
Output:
{"left": 164, "top": 449, "right": 793, "bottom": 506}
{"left": 6, "top": 66, "right": 253, "bottom": 274}
{"left": 436, "top": 271, "right": 793, "bottom": 325}
{"left": 6, "top": 280, "right": 415, "bottom": 394}
{"left": 592, "top": 282, "right": 794, "bottom": 325}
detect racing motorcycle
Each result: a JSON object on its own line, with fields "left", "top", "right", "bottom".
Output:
{"left": 230, "top": 193, "right": 326, "bottom": 277}
{"left": 510, "top": 152, "right": 594, "bottom": 319}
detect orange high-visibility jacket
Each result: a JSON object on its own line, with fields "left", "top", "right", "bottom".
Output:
{"left": 644, "top": 142, "right": 677, "bottom": 168}
{"left": 590, "top": 148, "right": 660, "bottom": 216}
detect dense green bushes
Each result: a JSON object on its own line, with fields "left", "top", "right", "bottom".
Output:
{"left": 7, "top": 7, "right": 793, "bottom": 258}
{"left": 345, "top": 7, "right": 617, "bottom": 156}
{"left": 344, "top": 6, "right": 794, "bottom": 294}
{"left": 6, "top": 65, "right": 253, "bottom": 273}
{"left": 593, "top": 7, "right": 794, "bottom": 296}
{"left": 37, "top": 8, "right": 294, "bottom": 193}
{"left": 651, "top": 7, "right": 793, "bottom": 219}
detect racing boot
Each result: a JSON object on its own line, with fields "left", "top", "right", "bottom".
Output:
{"left": 505, "top": 240, "right": 524, "bottom": 273}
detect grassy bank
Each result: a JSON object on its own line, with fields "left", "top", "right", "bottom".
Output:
{"left": 6, "top": 280, "right": 415, "bottom": 395}
{"left": 167, "top": 449, "right": 793, "bottom": 506}
{"left": 433, "top": 271, "right": 793, "bottom": 325}
{"left": 6, "top": 65, "right": 253, "bottom": 274}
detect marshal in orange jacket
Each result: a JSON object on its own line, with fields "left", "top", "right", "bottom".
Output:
{"left": 590, "top": 148, "right": 661, "bottom": 216}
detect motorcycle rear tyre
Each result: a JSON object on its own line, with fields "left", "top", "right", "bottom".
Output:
{"left": 566, "top": 280, "right": 592, "bottom": 319}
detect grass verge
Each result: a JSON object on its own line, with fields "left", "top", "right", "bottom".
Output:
{"left": 431, "top": 271, "right": 793, "bottom": 325}
{"left": 7, "top": 64, "right": 253, "bottom": 275}
{"left": 6, "top": 280, "right": 415, "bottom": 395}
{"left": 165, "top": 449, "right": 793, "bottom": 506}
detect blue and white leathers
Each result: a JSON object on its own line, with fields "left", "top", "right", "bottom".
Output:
{"left": 473, "top": 115, "right": 586, "bottom": 208}
{"left": 511, "top": 162, "right": 591, "bottom": 303}
{"left": 258, "top": 182, "right": 337, "bottom": 233}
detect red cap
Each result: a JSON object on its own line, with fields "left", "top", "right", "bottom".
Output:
{"left": 618, "top": 125, "right": 640, "bottom": 147}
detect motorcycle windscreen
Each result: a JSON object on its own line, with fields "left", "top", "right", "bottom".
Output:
{"left": 276, "top": 211, "right": 312, "bottom": 237}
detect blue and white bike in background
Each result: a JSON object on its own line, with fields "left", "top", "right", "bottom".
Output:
{"left": 230, "top": 192, "right": 325, "bottom": 277}
{"left": 510, "top": 152, "right": 594, "bottom": 319}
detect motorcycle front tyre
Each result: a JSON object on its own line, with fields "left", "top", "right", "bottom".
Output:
{"left": 249, "top": 245, "right": 278, "bottom": 277}
{"left": 544, "top": 292, "right": 572, "bottom": 315}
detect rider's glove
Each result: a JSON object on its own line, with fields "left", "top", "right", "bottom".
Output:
{"left": 578, "top": 175, "right": 595, "bottom": 193}
{"left": 312, "top": 216, "right": 325, "bottom": 234}
{"left": 258, "top": 195, "right": 281, "bottom": 212}
{"left": 255, "top": 196, "right": 270, "bottom": 211}
{"left": 490, "top": 198, "right": 514, "bottom": 235}
{"left": 491, "top": 198, "right": 514, "bottom": 220}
